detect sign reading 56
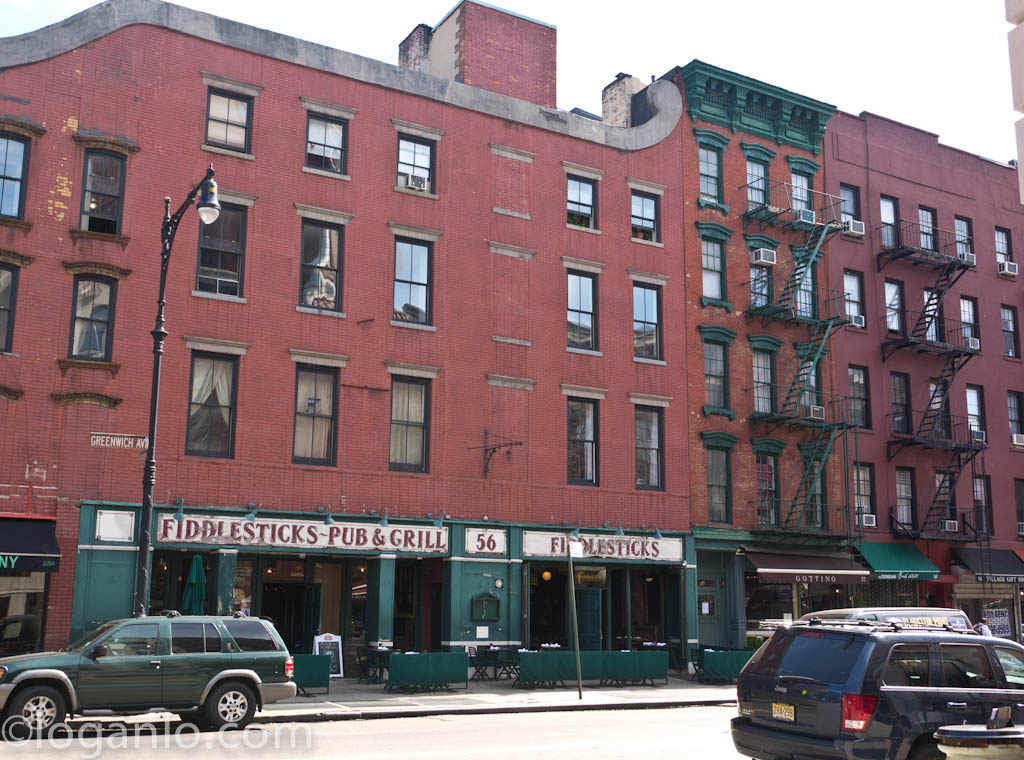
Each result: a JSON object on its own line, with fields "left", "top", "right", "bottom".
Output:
{"left": 465, "top": 528, "right": 507, "bottom": 555}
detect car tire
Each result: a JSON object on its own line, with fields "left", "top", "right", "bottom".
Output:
{"left": 177, "top": 710, "right": 209, "bottom": 729}
{"left": 203, "top": 681, "right": 257, "bottom": 730}
{"left": 5, "top": 685, "right": 67, "bottom": 739}
{"left": 909, "top": 740, "right": 944, "bottom": 760}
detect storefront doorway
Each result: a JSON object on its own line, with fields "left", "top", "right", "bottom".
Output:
{"left": 529, "top": 565, "right": 567, "bottom": 647}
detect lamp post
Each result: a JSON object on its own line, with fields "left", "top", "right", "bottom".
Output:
{"left": 133, "top": 165, "right": 220, "bottom": 618}
{"left": 566, "top": 528, "right": 583, "bottom": 700}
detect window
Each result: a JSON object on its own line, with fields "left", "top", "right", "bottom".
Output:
{"left": 918, "top": 207, "right": 936, "bottom": 251}
{"left": 186, "top": 353, "right": 238, "bottom": 458}
{"left": 746, "top": 159, "right": 767, "bottom": 210}
{"left": 756, "top": 454, "right": 777, "bottom": 525}
{"left": 206, "top": 89, "right": 252, "bottom": 153}
{"left": 79, "top": 151, "right": 125, "bottom": 234}
{"left": 995, "top": 648, "right": 1024, "bottom": 687}
{"left": 223, "top": 620, "right": 277, "bottom": 652}
{"left": 890, "top": 372, "right": 910, "bottom": 434}
{"left": 68, "top": 276, "right": 116, "bottom": 361}
{"left": 632, "top": 283, "right": 661, "bottom": 359}
{"left": 197, "top": 204, "right": 245, "bottom": 296}
{"left": 630, "top": 191, "right": 658, "bottom": 241}
{"left": 170, "top": 622, "right": 206, "bottom": 654}
{"left": 293, "top": 366, "right": 338, "bottom": 465}
{"left": 702, "top": 239, "right": 724, "bottom": 300}
{"left": 397, "top": 134, "right": 434, "bottom": 192}
{"left": 839, "top": 184, "right": 860, "bottom": 225}
{"left": 389, "top": 377, "right": 429, "bottom": 472}
{"left": 954, "top": 216, "right": 973, "bottom": 256}
{"left": 393, "top": 238, "right": 431, "bottom": 325}
{"left": 996, "top": 227, "right": 1013, "bottom": 264}
{"left": 883, "top": 645, "right": 931, "bottom": 687}
{"left": 884, "top": 279, "right": 904, "bottom": 334}
{"left": 848, "top": 365, "right": 870, "bottom": 428}
{"left": 567, "top": 176, "right": 596, "bottom": 228}
{"left": 104, "top": 623, "right": 160, "bottom": 657}
{"left": 707, "top": 448, "right": 729, "bottom": 523}
{"left": 895, "top": 468, "right": 915, "bottom": 529}
{"left": 567, "top": 271, "right": 596, "bottom": 350}
{"left": 1016, "top": 479, "right": 1024, "bottom": 526}
{"left": 790, "top": 172, "right": 810, "bottom": 211}
{"left": 634, "top": 406, "right": 662, "bottom": 490}
{"left": 752, "top": 350, "right": 774, "bottom": 414}
{"left": 843, "top": 270, "right": 864, "bottom": 321}
{"left": 204, "top": 623, "right": 222, "bottom": 652}
{"left": 299, "top": 220, "right": 342, "bottom": 311}
{"left": 305, "top": 114, "right": 346, "bottom": 174}
{"left": 940, "top": 645, "right": 996, "bottom": 689}
{"left": 699, "top": 146, "right": 720, "bottom": 202}
{"left": 567, "top": 398, "right": 597, "bottom": 485}
{"left": 795, "top": 262, "right": 815, "bottom": 319}
{"left": 0, "top": 133, "right": 28, "bottom": 219}
{"left": 799, "top": 358, "right": 820, "bottom": 409}
{"left": 1009, "top": 391, "right": 1022, "bottom": 437}
{"left": 1002, "top": 306, "right": 1019, "bottom": 358}
{"left": 880, "top": 196, "right": 899, "bottom": 248}
{"left": 854, "top": 463, "right": 874, "bottom": 517}
{"left": 959, "top": 296, "right": 978, "bottom": 342}
{"left": 0, "top": 263, "right": 16, "bottom": 352}
{"left": 922, "top": 287, "right": 942, "bottom": 343}
{"left": 704, "top": 342, "right": 726, "bottom": 408}
{"left": 750, "top": 264, "right": 770, "bottom": 309}
{"left": 804, "top": 458, "right": 824, "bottom": 528}
{"left": 965, "top": 385, "right": 985, "bottom": 435}
{"left": 928, "top": 379, "right": 951, "bottom": 439}
{"left": 973, "top": 475, "right": 992, "bottom": 535}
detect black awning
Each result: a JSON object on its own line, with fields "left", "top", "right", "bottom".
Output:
{"left": 954, "top": 548, "right": 1024, "bottom": 583}
{"left": 745, "top": 550, "right": 869, "bottom": 585}
{"left": 0, "top": 518, "right": 61, "bottom": 572}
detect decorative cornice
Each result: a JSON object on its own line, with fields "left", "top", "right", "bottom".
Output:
{"left": 628, "top": 392, "right": 672, "bottom": 408}
{"left": 0, "top": 249, "right": 34, "bottom": 268}
{"left": 740, "top": 141, "right": 776, "bottom": 165}
{"left": 786, "top": 155, "right": 820, "bottom": 178}
{"left": 0, "top": 115, "right": 46, "bottom": 138}
{"left": 69, "top": 229, "right": 130, "bottom": 250}
{"left": 389, "top": 222, "right": 441, "bottom": 242}
{"left": 626, "top": 178, "right": 667, "bottom": 196}
{"left": 61, "top": 261, "right": 131, "bottom": 279}
{"left": 183, "top": 336, "right": 250, "bottom": 356}
{"left": 486, "top": 373, "right": 536, "bottom": 391}
{"left": 560, "top": 384, "right": 607, "bottom": 400}
{"left": 202, "top": 71, "right": 263, "bottom": 97}
{"left": 51, "top": 391, "right": 122, "bottom": 408}
{"left": 391, "top": 118, "right": 444, "bottom": 141}
{"left": 747, "top": 334, "right": 783, "bottom": 353}
{"left": 694, "top": 221, "right": 734, "bottom": 242}
{"left": 692, "top": 127, "right": 730, "bottom": 151}
{"left": 385, "top": 361, "right": 440, "bottom": 379}
{"left": 743, "top": 232, "right": 780, "bottom": 251}
{"left": 294, "top": 203, "right": 353, "bottom": 226}
{"left": 698, "top": 325, "right": 737, "bottom": 345}
{"left": 490, "top": 241, "right": 535, "bottom": 261}
{"left": 490, "top": 143, "right": 535, "bottom": 163}
{"left": 561, "top": 256, "right": 604, "bottom": 273}
{"left": 750, "top": 436, "right": 787, "bottom": 455}
{"left": 299, "top": 96, "right": 357, "bottom": 121}
{"left": 699, "top": 431, "right": 739, "bottom": 450}
{"left": 72, "top": 132, "right": 140, "bottom": 155}
{"left": 0, "top": 218, "right": 31, "bottom": 234}
{"left": 0, "top": 384, "right": 24, "bottom": 401}
{"left": 218, "top": 189, "right": 258, "bottom": 207}
{"left": 289, "top": 349, "right": 349, "bottom": 368}
{"left": 57, "top": 358, "right": 120, "bottom": 377}
{"left": 627, "top": 268, "right": 669, "bottom": 286}
{"left": 561, "top": 161, "right": 604, "bottom": 180}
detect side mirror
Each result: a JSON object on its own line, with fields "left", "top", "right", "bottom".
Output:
{"left": 90, "top": 644, "right": 110, "bottom": 659}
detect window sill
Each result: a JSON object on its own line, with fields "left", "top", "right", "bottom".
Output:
{"left": 0, "top": 217, "right": 31, "bottom": 233}
{"left": 69, "top": 228, "right": 130, "bottom": 250}
{"left": 566, "top": 223, "right": 601, "bottom": 235}
{"left": 201, "top": 144, "right": 255, "bottom": 161}
{"left": 1011, "top": 444, "right": 1024, "bottom": 452}
{"left": 1004, "top": 355, "right": 1022, "bottom": 362}
{"left": 845, "top": 323, "right": 868, "bottom": 333}
{"left": 302, "top": 166, "right": 351, "bottom": 182}
{"left": 636, "top": 485, "right": 664, "bottom": 492}
{"left": 700, "top": 297, "right": 733, "bottom": 313}
{"left": 388, "top": 466, "right": 431, "bottom": 476}
{"left": 0, "top": 351, "right": 20, "bottom": 359}
{"left": 697, "top": 198, "right": 730, "bottom": 215}
{"left": 492, "top": 335, "right": 531, "bottom": 346}
{"left": 631, "top": 237, "right": 664, "bottom": 248}
{"left": 391, "top": 319, "right": 437, "bottom": 332}
{"left": 633, "top": 356, "right": 666, "bottom": 366}
{"left": 567, "top": 482, "right": 599, "bottom": 488}
{"left": 296, "top": 305, "right": 345, "bottom": 319}
{"left": 57, "top": 358, "right": 120, "bottom": 377}
{"left": 394, "top": 185, "right": 439, "bottom": 200}
{"left": 567, "top": 347, "right": 602, "bottom": 357}
{"left": 702, "top": 405, "right": 736, "bottom": 420}
{"left": 998, "top": 271, "right": 1018, "bottom": 281}
{"left": 192, "top": 290, "right": 247, "bottom": 304}
{"left": 841, "top": 231, "right": 866, "bottom": 243}
{"left": 493, "top": 207, "right": 530, "bottom": 220}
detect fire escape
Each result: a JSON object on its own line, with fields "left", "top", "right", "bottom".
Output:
{"left": 877, "top": 219, "right": 986, "bottom": 540}
{"left": 742, "top": 179, "right": 855, "bottom": 539}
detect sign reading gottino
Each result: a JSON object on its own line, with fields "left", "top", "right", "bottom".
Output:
{"left": 522, "top": 531, "right": 683, "bottom": 563}
{"left": 158, "top": 514, "right": 449, "bottom": 554}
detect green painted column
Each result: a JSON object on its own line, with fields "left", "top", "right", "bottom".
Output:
{"left": 367, "top": 555, "right": 396, "bottom": 646}
{"left": 211, "top": 550, "right": 238, "bottom": 616}
{"left": 683, "top": 534, "right": 699, "bottom": 666}
{"left": 728, "top": 552, "right": 748, "bottom": 649}
{"left": 507, "top": 529, "right": 523, "bottom": 646}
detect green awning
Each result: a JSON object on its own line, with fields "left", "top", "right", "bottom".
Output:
{"left": 857, "top": 543, "right": 939, "bottom": 581}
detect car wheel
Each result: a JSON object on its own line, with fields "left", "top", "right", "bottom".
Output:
{"left": 6, "top": 685, "right": 67, "bottom": 739}
{"left": 909, "top": 741, "right": 944, "bottom": 760}
{"left": 177, "top": 710, "right": 209, "bottom": 728}
{"left": 204, "top": 682, "right": 256, "bottom": 729}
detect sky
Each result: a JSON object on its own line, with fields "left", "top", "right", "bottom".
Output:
{"left": 1, "top": 0, "right": 1017, "bottom": 162}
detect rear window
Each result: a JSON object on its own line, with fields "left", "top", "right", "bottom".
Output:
{"left": 882, "top": 644, "right": 931, "bottom": 686}
{"left": 748, "top": 631, "right": 866, "bottom": 685}
{"left": 941, "top": 644, "right": 997, "bottom": 689}
{"left": 224, "top": 619, "right": 279, "bottom": 652}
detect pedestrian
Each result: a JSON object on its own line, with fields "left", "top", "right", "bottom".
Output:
{"left": 975, "top": 618, "right": 993, "bottom": 636}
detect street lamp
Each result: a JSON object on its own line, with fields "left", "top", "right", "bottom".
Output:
{"left": 133, "top": 165, "right": 220, "bottom": 618}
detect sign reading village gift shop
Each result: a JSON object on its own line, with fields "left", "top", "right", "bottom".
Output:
{"left": 523, "top": 531, "right": 683, "bottom": 563}
{"left": 158, "top": 514, "right": 449, "bottom": 554}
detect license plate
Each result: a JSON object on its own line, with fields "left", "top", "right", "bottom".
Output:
{"left": 772, "top": 702, "right": 795, "bottom": 722}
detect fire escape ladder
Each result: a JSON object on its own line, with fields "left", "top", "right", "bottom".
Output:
{"left": 776, "top": 222, "right": 829, "bottom": 311}
{"left": 915, "top": 352, "right": 968, "bottom": 440}
{"left": 783, "top": 425, "right": 840, "bottom": 530}
{"left": 778, "top": 319, "right": 835, "bottom": 418}
{"left": 909, "top": 261, "right": 959, "bottom": 340}
{"left": 918, "top": 449, "right": 975, "bottom": 535}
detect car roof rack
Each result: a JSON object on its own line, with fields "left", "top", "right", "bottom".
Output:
{"left": 159, "top": 610, "right": 182, "bottom": 618}
{"left": 796, "top": 618, "right": 975, "bottom": 634}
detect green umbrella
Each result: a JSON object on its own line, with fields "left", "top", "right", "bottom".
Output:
{"left": 179, "top": 555, "right": 207, "bottom": 615}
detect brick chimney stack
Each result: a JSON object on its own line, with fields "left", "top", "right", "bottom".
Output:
{"left": 398, "top": 24, "right": 433, "bottom": 72}
{"left": 602, "top": 73, "right": 644, "bottom": 127}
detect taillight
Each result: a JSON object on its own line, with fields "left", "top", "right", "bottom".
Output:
{"left": 841, "top": 693, "right": 877, "bottom": 732}
{"left": 284, "top": 656, "right": 294, "bottom": 678}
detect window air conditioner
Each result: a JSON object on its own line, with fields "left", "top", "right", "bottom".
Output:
{"left": 802, "top": 405, "right": 826, "bottom": 421}
{"left": 858, "top": 513, "right": 877, "bottom": 528}
{"left": 999, "top": 261, "right": 1019, "bottom": 277}
{"left": 850, "top": 314, "right": 866, "bottom": 328}
{"left": 964, "top": 336, "right": 980, "bottom": 351}
{"left": 938, "top": 519, "right": 959, "bottom": 533}
{"left": 1018, "top": 521, "right": 1024, "bottom": 536}
{"left": 844, "top": 219, "right": 866, "bottom": 237}
{"left": 1012, "top": 433, "right": 1024, "bottom": 447}
{"left": 750, "top": 248, "right": 777, "bottom": 266}
{"left": 971, "top": 429, "right": 987, "bottom": 443}
{"left": 794, "top": 208, "right": 816, "bottom": 226}
{"left": 403, "top": 173, "right": 428, "bottom": 191}
{"left": 958, "top": 252, "right": 976, "bottom": 267}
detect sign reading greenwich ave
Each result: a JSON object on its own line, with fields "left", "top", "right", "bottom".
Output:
{"left": 522, "top": 531, "right": 683, "bottom": 563}
{"left": 90, "top": 432, "right": 149, "bottom": 449}
{"left": 158, "top": 514, "right": 449, "bottom": 554}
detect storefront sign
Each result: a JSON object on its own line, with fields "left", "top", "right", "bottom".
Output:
{"left": 986, "top": 608, "right": 1012, "bottom": 638}
{"left": 90, "top": 432, "right": 148, "bottom": 449}
{"left": 977, "top": 574, "right": 1024, "bottom": 584}
{"left": 522, "top": 531, "right": 682, "bottom": 563}
{"left": 0, "top": 554, "right": 58, "bottom": 572}
{"left": 875, "top": 570, "right": 937, "bottom": 581}
{"left": 465, "top": 528, "right": 507, "bottom": 555}
{"left": 574, "top": 567, "right": 606, "bottom": 587}
{"left": 158, "top": 514, "right": 449, "bottom": 554}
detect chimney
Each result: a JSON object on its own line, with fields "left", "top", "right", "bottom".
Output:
{"left": 602, "top": 73, "right": 644, "bottom": 127}
{"left": 399, "top": 23, "right": 433, "bottom": 72}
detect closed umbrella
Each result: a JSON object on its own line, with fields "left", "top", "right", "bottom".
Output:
{"left": 179, "top": 555, "right": 207, "bottom": 615}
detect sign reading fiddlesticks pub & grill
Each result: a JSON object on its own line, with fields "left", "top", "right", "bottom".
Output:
{"left": 159, "top": 514, "right": 449, "bottom": 554}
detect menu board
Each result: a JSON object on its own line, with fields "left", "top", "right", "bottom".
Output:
{"left": 313, "top": 633, "right": 343, "bottom": 678}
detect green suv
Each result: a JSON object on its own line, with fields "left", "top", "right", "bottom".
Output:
{"left": 0, "top": 613, "right": 295, "bottom": 737}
